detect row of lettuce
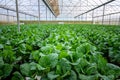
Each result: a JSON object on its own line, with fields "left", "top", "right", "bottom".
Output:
{"left": 0, "top": 24, "right": 120, "bottom": 80}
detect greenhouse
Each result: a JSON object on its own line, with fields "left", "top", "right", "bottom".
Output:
{"left": 0, "top": 0, "right": 120, "bottom": 80}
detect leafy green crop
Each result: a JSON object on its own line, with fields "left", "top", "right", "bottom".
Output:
{"left": 0, "top": 24, "right": 120, "bottom": 80}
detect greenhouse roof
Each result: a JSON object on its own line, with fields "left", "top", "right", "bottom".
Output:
{"left": 0, "top": 0, "right": 120, "bottom": 20}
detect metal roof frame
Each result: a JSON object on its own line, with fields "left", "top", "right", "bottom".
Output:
{"left": 74, "top": 0, "right": 115, "bottom": 18}
{"left": 93, "top": 11, "right": 120, "bottom": 18}
{"left": 0, "top": 5, "right": 38, "bottom": 18}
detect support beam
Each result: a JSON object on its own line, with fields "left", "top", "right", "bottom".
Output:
{"left": 86, "top": 13, "right": 87, "bottom": 21}
{"left": 30, "top": 16, "right": 31, "bottom": 21}
{"left": 7, "top": 9, "right": 9, "bottom": 23}
{"left": 109, "top": 15, "right": 111, "bottom": 25}
{"left": 102, "top": 5, "right": 105, "bottom": 25}
{"left": 34, "top": 17, "right": 35, "bottom": 21}
{"left": 25, "top": 14, "right": 27, "bottom": 20}
{"left": 119, "top": 16, "right": 120, "bottom": 25}
{"left": 0, "top": 5, "right": 38, "bottom": 18}
{"left": 0, "top": 13, "right": 16, "bottom": 17}
{"left": 51, "top": 13, "right": 53, "bottom": 21}
{"left": 13, "top": 16, "right": 15, "bottom": 22}
{"left": 15, "top": 0, "right": 20, "bottom": 32}
{"left": 74, "top": 0, "right": 115, "bottom": 18}
{"left": 46, "top": 6, "right": 47, "bottom": 21}
{"left": 93, "top": 11, "right": 120, "bottom": 18}
{"left": 50, "top": 12, "right": 51, "bottom": 21}
{"left": 81, "top": 15, "right": 83, "bottom": 20}
{"left": 92, "top": 10, "right": 94, "bottom": 24}
{"left": 38, "top": 0, "right": 40, "bottom": 26}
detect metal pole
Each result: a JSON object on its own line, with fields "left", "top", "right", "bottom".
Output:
{"left": 50, "top": 13, "right": 51, "bottom": 21}
{"left": 115, "top": 16, "right": 118, "bottom": 25}
{"left": 15, "top": 0, "right": 20, "bottom": 32}
{"left": 13, "top": 16, "right": 14, "bottom": 22}
{"left": 52, "top": 13, "right": 53, "bottom": 21}
{"left": 12, "top": 16, "right": 14, "bottom": 22}
{"left": 46, "top": 6, "right": 47, "bottom": 21}
{"left": 97, "top": 16, "right": 98, "bottom": 24}
{"left": 109, "top": 15, "right": 111, "bottom": 25}
{"left": 92, "top": 10, "right": 94, "bottom": 24}
{"left": 81, "top": 15, "right": 82, "bottom": 21}
{"left": 7, "top": 9, "right": 9, "bottom": 23}
{"left": 73, "top": 11, "right": 74, "bottom": 24}
{"left": 30, "top": 16, "right": 32, "bottom": 21}
{"left": 79, "top": 17, "right": 80, "bottom": 24}
{"left": 102, "top": 5, "right": 105, "bottom": 25}
{"left": 25, "top": 14, "right": 26, "bottom": 20}
{"left": 79, "top": 16, "right": 80, "bottom": 21}
{"left": 86, "top": 13, "right": 87, "bottom": 21}
{"left": 38, "top": 0, "right": 40, "bottom": 26}
{"left": 49, "top": 13, "right": 50, "bottom": 21}
{"left": 74, "top": 18, "right": 75, "bottom": 24}
{"left": 118, "top": 16, "right": 120, "bottom": 25}
{"left": 30, "top": 16, "right": 31, "bottom": 21}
